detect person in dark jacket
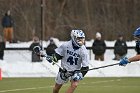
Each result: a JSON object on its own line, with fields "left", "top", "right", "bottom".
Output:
{"left": 113, "top": 35, "right": 127, "bottom": 60}
{"left": 0, "top": 35, "right": 5, "bottom": 60}
{"left": 92, "top": 32, "right": 106, "bottom": 61}
{"left": 29, "top": 36, "right": 42, "bottom": 62}
{"left": 46, "top": 38, "right": 57, "bottom": 56}
{"left": 2, "top": 10, "right": 14, "bottom": 43}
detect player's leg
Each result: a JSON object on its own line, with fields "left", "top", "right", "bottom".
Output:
{"left": 65, "top": 80, "right": 79, "bottom": 93}
{"left": 54, "top": 72, "right": 69, "bottom": 93}
{"left": 53, "top": 83, "right": 63, "bottom": 93}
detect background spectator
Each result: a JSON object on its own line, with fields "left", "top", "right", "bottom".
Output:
{"left": 113, "top": 34, "right": 127, "bottom": 60}
{"left": 29, "top": 36, "right": 42, "bottom": 62}
{"left": 46, "top": 38, "right": 57, "bottom": 56}
{"left": 0, "top": 35, "right": 5, "bottom": 60}
{"left": 2, "top": 10, "right": 14, "bottom": 43}
{"left": 92, "top": 32, "right": 106, "bottom": 61}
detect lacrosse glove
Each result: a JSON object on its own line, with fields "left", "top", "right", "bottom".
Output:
{"left": 33, "top": 46, "right": 41, "bottom": 54}
{"left": 119, "top": 57, "right": 130, "bottom": 66}
{"left": 72, "top": 71, "right": 83, "bottom": 81}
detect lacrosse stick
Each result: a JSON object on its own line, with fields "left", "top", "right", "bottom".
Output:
{"left": 81, "top": 63, "right": 120, "bottom": 71}
{"left": 33, "top": 46, "right": 63, "bottom": 70}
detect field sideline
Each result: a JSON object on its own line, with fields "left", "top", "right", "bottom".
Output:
{"left": 0, "top": 77, "right": 140, "bottom": 93}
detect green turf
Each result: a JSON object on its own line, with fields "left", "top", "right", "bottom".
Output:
{"left": 0, "top": 77, "right": 140, "bottom": 93}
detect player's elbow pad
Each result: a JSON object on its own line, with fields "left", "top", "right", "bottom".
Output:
{"left": 81, "top": 66, "right": 89, "bottom": 77}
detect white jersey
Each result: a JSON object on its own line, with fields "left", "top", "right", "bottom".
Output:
{"left": 55, "top": 40, "right": 89, "bottom": 71}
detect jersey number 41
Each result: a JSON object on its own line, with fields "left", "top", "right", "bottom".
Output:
{"left": 67, "top": 56, "right": 78, "bottom": 65}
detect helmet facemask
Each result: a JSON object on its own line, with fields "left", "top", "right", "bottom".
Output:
{"left": 74, "top": 36, "right": 85, "bottom": 46}
{"left": 71, "top": 30, "right": 85, "bottom": 47}
{"left": 134, "top": 35, "right": 140, "bottom": 47}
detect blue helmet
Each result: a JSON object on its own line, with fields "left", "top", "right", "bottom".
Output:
{"left": 133, "top": 27, "right": 140, "bottom": 37}
{"left": 71, "top": 30, "right": 85, "bottom": 47}
{"left": 133, "top": 27, "right": 140, "bottom": 47}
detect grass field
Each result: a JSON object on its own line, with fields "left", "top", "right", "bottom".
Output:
{"left": 0, "top": 77, "right": 140, "bottom": 93}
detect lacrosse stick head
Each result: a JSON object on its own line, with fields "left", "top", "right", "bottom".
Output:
{"left": 33, "top": 46, "right": 41, "bottom": 54}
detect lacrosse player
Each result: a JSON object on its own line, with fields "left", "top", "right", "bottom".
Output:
{"left": 119, "top": 27, "right": 140, "bottom": 66}
{"left": 45, "top": 30, "right": 89, "bottom": 93}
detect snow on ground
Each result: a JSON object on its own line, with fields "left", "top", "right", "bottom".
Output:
{"left": 0, "top": 39, "right": 140, "bottom": 77}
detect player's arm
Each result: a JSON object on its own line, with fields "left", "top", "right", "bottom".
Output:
{"left": 46, "top": 52, "right": 63, "bottom": 63}
{"left": 33, "top": 46, "right": 63, "bottom": 63}
{"left": 128, "top": 55, "right": 140, "bottom": 62}
{"left": 119, "top": 55, "right": 140, "bottom": 66}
